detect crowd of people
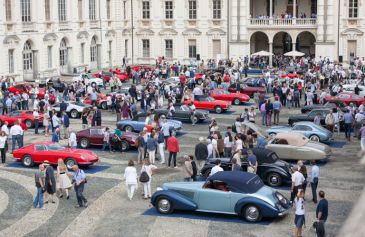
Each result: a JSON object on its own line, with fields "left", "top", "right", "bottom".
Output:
{"left": 2, "top": 53, "right": 364, "bottom": 236}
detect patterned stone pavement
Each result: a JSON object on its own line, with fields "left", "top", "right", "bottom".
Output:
{"left": 0, "top": 100, "right": 364, "bottom": 237}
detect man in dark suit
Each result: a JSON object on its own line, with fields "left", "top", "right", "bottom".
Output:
{"left": 92, "top": 107, "right": 102, "bottom": 126}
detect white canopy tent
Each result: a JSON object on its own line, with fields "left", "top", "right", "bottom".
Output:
{"left": 284, "top": 50, "right": 305, "bottom": 57}
{"left": 251, "top": 50, "right": 273, "bottom": 57}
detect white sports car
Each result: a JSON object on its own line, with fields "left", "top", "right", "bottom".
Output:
{"left": 51, "top": 101, "right": 92, "bottom": 118}
{"left": 342, "top": 84, "right": 365, "bottom": 98}
{"left": 72, "top": 73, "right": 103, "bottom": 87}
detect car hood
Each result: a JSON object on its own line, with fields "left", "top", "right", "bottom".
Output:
{"left": 267, "top": 125, "right": 292, "bottom": 133}
{"left": 242, "top": 121, "right": 269, "bottom": 137}
{"left": 251, "top": 186, "right": 277, "bottom": 206}
{"left": 123, "top": 131, "right": 139, "bottom": 141}
{"left": 305, "top": 141, "right": 331, "bottom": 154}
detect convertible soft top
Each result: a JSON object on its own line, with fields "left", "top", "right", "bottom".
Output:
{"left": 208, "top": 171, "right": 264, "bottom": 194}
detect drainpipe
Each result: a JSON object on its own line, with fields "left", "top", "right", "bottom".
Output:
{"left": 227, "top": 0, "right": 230, "bottom": 58}
{"left": 337, "top": 0, "right": 340, "bottom": 61}
{"left": 131, "top": 0, "right": 134, "bottom": 65}
{"left": 99, "top": 0, "right": 102, "bottom": 70}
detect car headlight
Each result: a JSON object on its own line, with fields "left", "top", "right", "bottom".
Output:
{"left": 275, "top": 192, "right": 289, "bottom": 206}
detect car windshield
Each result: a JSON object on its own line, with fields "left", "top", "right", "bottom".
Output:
{"left": 72, "top": 102, "right": 87, "bottom": 107}
{"left": 47, "top": 144, "right": 66, "bottom": 151}
{"left": 180, "top": 105, "right": 190, "bottom": 111}
{"left": 198, "top": 96, "right": 215, "bottom": 102}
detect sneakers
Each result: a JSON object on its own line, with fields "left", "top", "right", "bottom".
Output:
{"left": 174, "top": 166, "right": 178, "bottom": 169}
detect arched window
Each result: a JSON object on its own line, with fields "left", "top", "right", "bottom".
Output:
{"left": 59, "top": 39, "right": 68, "bottom": 66}
{"left": 23, "top": 41, "right": 33, "bottom": 70}
{"left": 21, "top": 0, "right": 31, "bottom": 22}
{"left": 90, "top": 37, "right": 97, "bottom": 62}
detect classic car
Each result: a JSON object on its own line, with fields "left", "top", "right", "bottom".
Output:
{"left": 325, "top": 92, "right": 365, "bottom": 106}
{"left": 8, "top": 84, "right": 56, "bottom": 103}
{"left": 201, "top": 149, "right": 292, "bottom": 187}
{"left": 228, "top": 82, "right": 266, "bottom": 97}
{"left": 288, "top": 109, "right": 344, "bottom": 128}
{"left": 0, "top": 110, "right": 43, "bottom": 128}
{"left": 72, "top": 73, "right": 104, "bottom": 87}
{"left": 267, "top": 121, "right": 332, "bottom": 142}
{"left": 151, "top": 171, "right": 291, "bottom": 222}
{"left": 242, "top": 77, "right": 265, "bottom": 87}
{"left": 81, "top": 93, "right": 108, "bottom": 110}
{"left": 116, "top": 113, "right": 182, "bottom": 133}
{"left": 13, "top": 142, "right": 99, "bottom": 169}
{"left": 301, "top": 101, "right": 347, "bottom": 114}
{"left": 51, "top": 101, "right": 92, "bottom": 118}
{"left": 153, "top": 105, "right": 209, "bottom": 124}
{"left": 267, "top": 133, "right": 331, "bottom": 161}
{"left": 76, "top": 127, "right": 138, "bottom": 151}
{"left": 183, "top": 96, "right": 231, "bottom": 114}
{"left": 210, "top": 89, "right": 250, "bottom": 105}
{"left": 115, "top": 72, "right": 130, "bottom": 82}
{"left": 342, "top": 84, "right": 365, "bottom": 98}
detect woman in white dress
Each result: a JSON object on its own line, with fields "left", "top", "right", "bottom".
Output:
{"left": 56, "top": 159, "right": 72, "bottom": 199}
{"left": 141, "top": 159, "right": 157, "bottom": 199}
{"left": 124, "top": 160, "right": 138, "bottom": 200}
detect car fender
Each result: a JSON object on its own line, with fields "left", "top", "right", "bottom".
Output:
{"left": 263, "top": 167, "right": 291, "bottom": 181}
{"left": 234, "top": 197, "right": 279, "bottom": 217}
{"left": 151, "top": 190, "right": 198, "bottom": 211}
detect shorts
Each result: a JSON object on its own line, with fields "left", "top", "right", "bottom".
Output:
{"left": 294, "top": 214, "right": 305, "bottom": 228}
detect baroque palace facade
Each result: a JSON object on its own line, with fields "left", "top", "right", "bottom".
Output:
{"left": 0, "top": 0, "right": 364, "bottom": 81}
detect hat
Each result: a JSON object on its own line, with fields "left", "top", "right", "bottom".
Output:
{"left": 43, "top": 160, "right": 50, "bottom": 165}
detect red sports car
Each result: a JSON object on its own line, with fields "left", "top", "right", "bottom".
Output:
{"left": 115, "top": 73, "right": 130, "bottom": 82}
{"left": 76, "top": 127, "right": 139, "bottom": 151}
{"left": 13, "top": 142, "right": 99, "bottom": 169}
{"left": 228, "top": 82, "right": 266, "bottom": 97}
{"left": 210, "top": 89, "right": 250, "bottom": 105}
{"left": 183, "top": 96, "right": 231, "bottom": 114}
{"left": 82, "top": 93, "right": 108, "bottom": 110}
{"left": 8, "top": 84, "right": 56, "bottom": 103}
{"left": 0, "top": 110, "right": 43, "bottom": 128}
{"left": 325, "top": 92, "right": 365, "bottom": 106}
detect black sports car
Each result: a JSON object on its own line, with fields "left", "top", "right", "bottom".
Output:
{"left": 201, "top": 148, "right": 292, "bottom": 187}
{"left": 289, "top": 108, "right": 344, "bottom": 126}
{"left": 153, "top": 105, "right": 209, "bottom": 124}
{"left": 301, "top": 101, "right": 347, "bottom": 114}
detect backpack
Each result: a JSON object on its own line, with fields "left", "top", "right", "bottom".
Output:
{"left": 139, "top": 171, "right": 150, "bottom": 183}
{"left": 232, "top": 123, "right": 237, "bottom": 133}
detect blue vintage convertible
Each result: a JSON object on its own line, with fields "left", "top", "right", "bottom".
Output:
{"left": 116, "top": 113, "right": 182, "bottom": 133}
{"left": 266, "top": 121, "right": 332, "bottom": 142}
{"left": 151, "top": 171, "right": 291, "bottom": 222}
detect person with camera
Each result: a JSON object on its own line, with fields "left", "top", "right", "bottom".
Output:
{"left": 72, "top": 165, "right": 88, "bottom": 208}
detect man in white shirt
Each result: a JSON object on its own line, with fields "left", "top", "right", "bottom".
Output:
{"left": 1, "top": 121, "right": 9, "bottom": 136}
{"left": 310, "top": 161, "right": 320, "bottom": 203}
{"left": 210, "top": 159, "right": 223, "bottom": 176}
{"left": 290, "top": 165, "right": 305, "bottom": 202}
{"left": 9, "top": 121, "right": 23, "bottom": 152}
{"left": 192, "top": 87, "right": 203, "bottom": 99}
{"left": 52, "top": 113, "right": 59, "bottom": 131}
{"left": 33, "top": 108, "right": 39, "bottom": 134}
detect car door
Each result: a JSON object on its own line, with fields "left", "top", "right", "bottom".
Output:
{"left": 267, "top": 139, "right": 293, "bottom": 160}
{"left": 9, "top": 111, "right": 21, "bottom": 125}
{"left": 196, "top": 184, "right": 232, "bottom": 212}
{"left": 173, "top": 107, "right": 189, "bottom": 121}
{"left": 33, "top": 145, "right": 48, "bottom": 163}
{"left": 292, "top": 124, "right": 312, "bottom": 137}
{"left": 89, "top": 128, "right": 104, "bottom": 145}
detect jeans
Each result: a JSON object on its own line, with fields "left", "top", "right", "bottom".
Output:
{"left": 168, "top": 152, "right": 177, "bottom": 167}
{"left": 33, "top": 187, "right": 44, "bottom": 208}
{"left": 273, "top": 110, "right": 280, "bottom": 124}
{"left": 0, "top": 148, "right": 5, "bottom": 163}
{"left": 102, "top": 141, "right": 111, "bottom": 151}
{"left": 34, "top": 119, "right": 39, "bottom": 134}
{"left": 74, "top": 183, "right": 87, "bottom": 207}
{"left": 11, "top": 135, "right": 22, "bottom": 152}
{"left": 158, "top": 143, "right": 165, "bottom": 163}
{"left": 344, "top": 123, "right": 352, "bottom": 139}
{"left": 137, "top": 147, "right": 144, "bottom": 163}
{"left": 311, "top": 178, "right": 318, "bottom": 203}
{"left": 261, "top": 112, "right": 266, "bottom": 126}
{"left": 224, "top": 147, "right": 232, "bottom": 158}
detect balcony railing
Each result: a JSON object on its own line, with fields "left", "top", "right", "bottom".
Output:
{"left": 249, "top": 18, "right": 317, "bottom": 26}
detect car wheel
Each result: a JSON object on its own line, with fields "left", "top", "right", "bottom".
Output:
{"left": 124, "top": 125, "right": 133, "bottom": 132}
{"left": 156, "top": 197, "right": 174, "bottom": 214}
{"left": 243, "top": 205, "right": 262, "bottom": 222}
{"left": 121, "top": 140, "right": 130, "bottom": 151}
{"left": 190, "top": 115, "right": 198, "bottom": 124}
{"left": 91, "top": 82, "right": 96, "bottom": 87}
{"left": 101, "top": 102, "right": 107, "bottom": 110}
{"left": 79, "top": 138, "right": 90, "bottom": 148}
{"left": 203, "top": 169, "right": 211, "bottom": 178}
{"left": 22, "top": 155, "right": 34, "bottom": 167}
{"left": 215, "top": 106, "right": 223, "bottom": 114}
{"left": 25, "top": 119, "right": 33, "bottom": 128}
{"left": 266, "top": 172, "right": 282, "bottom": 187}
{"left": 70, "top": 109, "right": 79, "bottom": 119}
{"left": 309, "top": 135, "right": 320, "bottom": 142}
{"left": 65, "top": 158, "right": 77, "bottom": 169}
{"left": 233, "top": 98, "right": 241, "bottom": 105}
